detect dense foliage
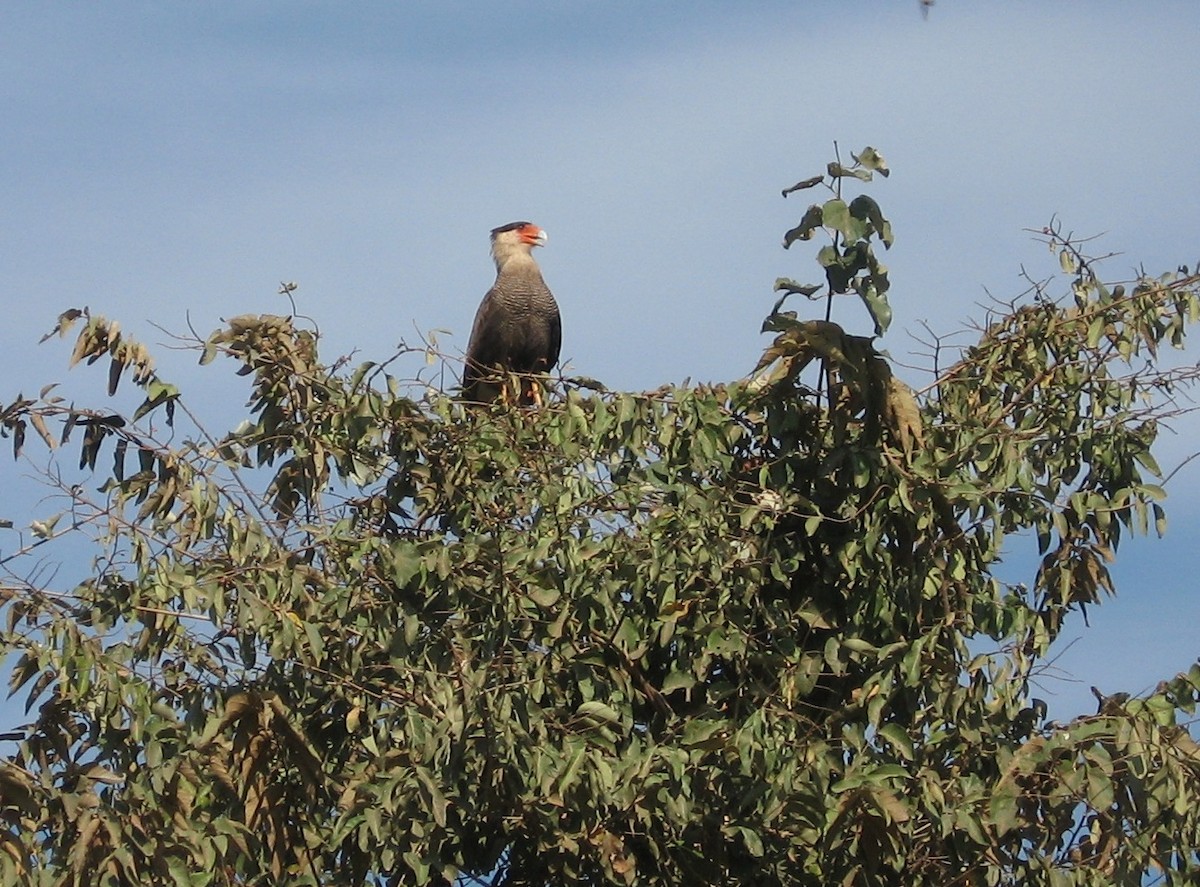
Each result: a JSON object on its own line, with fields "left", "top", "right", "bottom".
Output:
{"left": 2, "top": 148, "right": 1199, "bottom": 885}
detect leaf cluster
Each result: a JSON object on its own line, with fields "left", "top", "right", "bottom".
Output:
{"left": 1, "top": 181, "right": 1200, "bottom": 886}
{"left": 778, "top": 146, "right": 894, "bottom": 336}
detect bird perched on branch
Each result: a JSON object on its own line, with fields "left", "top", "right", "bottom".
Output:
{"left": 462, "top": 221, "right": 561, "bottom": 406}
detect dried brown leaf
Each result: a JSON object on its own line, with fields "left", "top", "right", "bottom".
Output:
{"left": 884, "top": 375, "right": 924, "bottom": 458}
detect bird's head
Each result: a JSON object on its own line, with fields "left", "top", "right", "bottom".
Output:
{"left": 490, "top": 221, "right": 547, "bottom": 270}
{"left": 491, "top": 221, "right": 547, "bottom": 249}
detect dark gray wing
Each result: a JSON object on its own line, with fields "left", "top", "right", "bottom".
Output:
{"left": 545, "top": 306, "right": 562, "bottom": 372}
{"left": 463, "top": 287, "right": 507, "bottom": 401}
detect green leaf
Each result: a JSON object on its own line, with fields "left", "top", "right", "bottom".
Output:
{"left": 827, "top": 161, "right": 872, "bottom": 181}
{"left": 878, "top": 723, "right": 914, "bottom": 760}
{"left": 132, "top": 380, "right": 180, "bottom": 423}
{"left": 822, "top": 199, "right": 851, "bottom": 237}
{"left": 989, "top": 781, "right": 1019, "bottom": 836}
{"left": 857, "top": 282, "right": 893, "bottom": 336}
{"left": 389, "top": 544, "right": 423, "bottom": 586}
{"left": 849, "top": 194, "right": 894, "bottom": 248}
{"left": 416, "top": 766, "right": 449, "bottom": 828}
{"left": 865, "top": 763, "right": 908, "bottom": 782}
{"left": 781, "top": 174, "right": 824, "bottom": 196}
{"left": 783, "top": 205, "right": 825, "bottom": 247}
{"left": 682, "top": 718, "right": 724, "bottom": 748}
{"left": 734, "top": 826, "right": 764, "bottom": 857}
{"left": 773, "top": 278, "right": 822, "bottom": 297}
{"left": 528, "top": 585, "right": 562, "bottom": 608}
{"left": 854, "top": 146, "right": 890, "bottom": 177}
{"left": 575, "top": 701, "right": 620, "bottom": 726}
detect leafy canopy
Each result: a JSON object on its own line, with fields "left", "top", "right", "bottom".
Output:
{"left": 2, "top": 147, "right": 1200, "bottom": 886}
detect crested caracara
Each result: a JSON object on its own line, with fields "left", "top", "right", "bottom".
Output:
{"left": 462, "top": 221, "right": 561, "bottom": 406}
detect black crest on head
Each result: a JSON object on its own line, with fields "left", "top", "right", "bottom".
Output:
{"left": 491, "top": 221, "right": 533, "bottom": 238}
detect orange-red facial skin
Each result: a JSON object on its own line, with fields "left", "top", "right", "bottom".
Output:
{"left": 518, "top": 224, "right": 545, "bottom": 245}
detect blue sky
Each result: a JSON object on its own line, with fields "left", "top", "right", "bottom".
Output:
{"left": 2, "top": 2, "right": 1199, "bottom": 723}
